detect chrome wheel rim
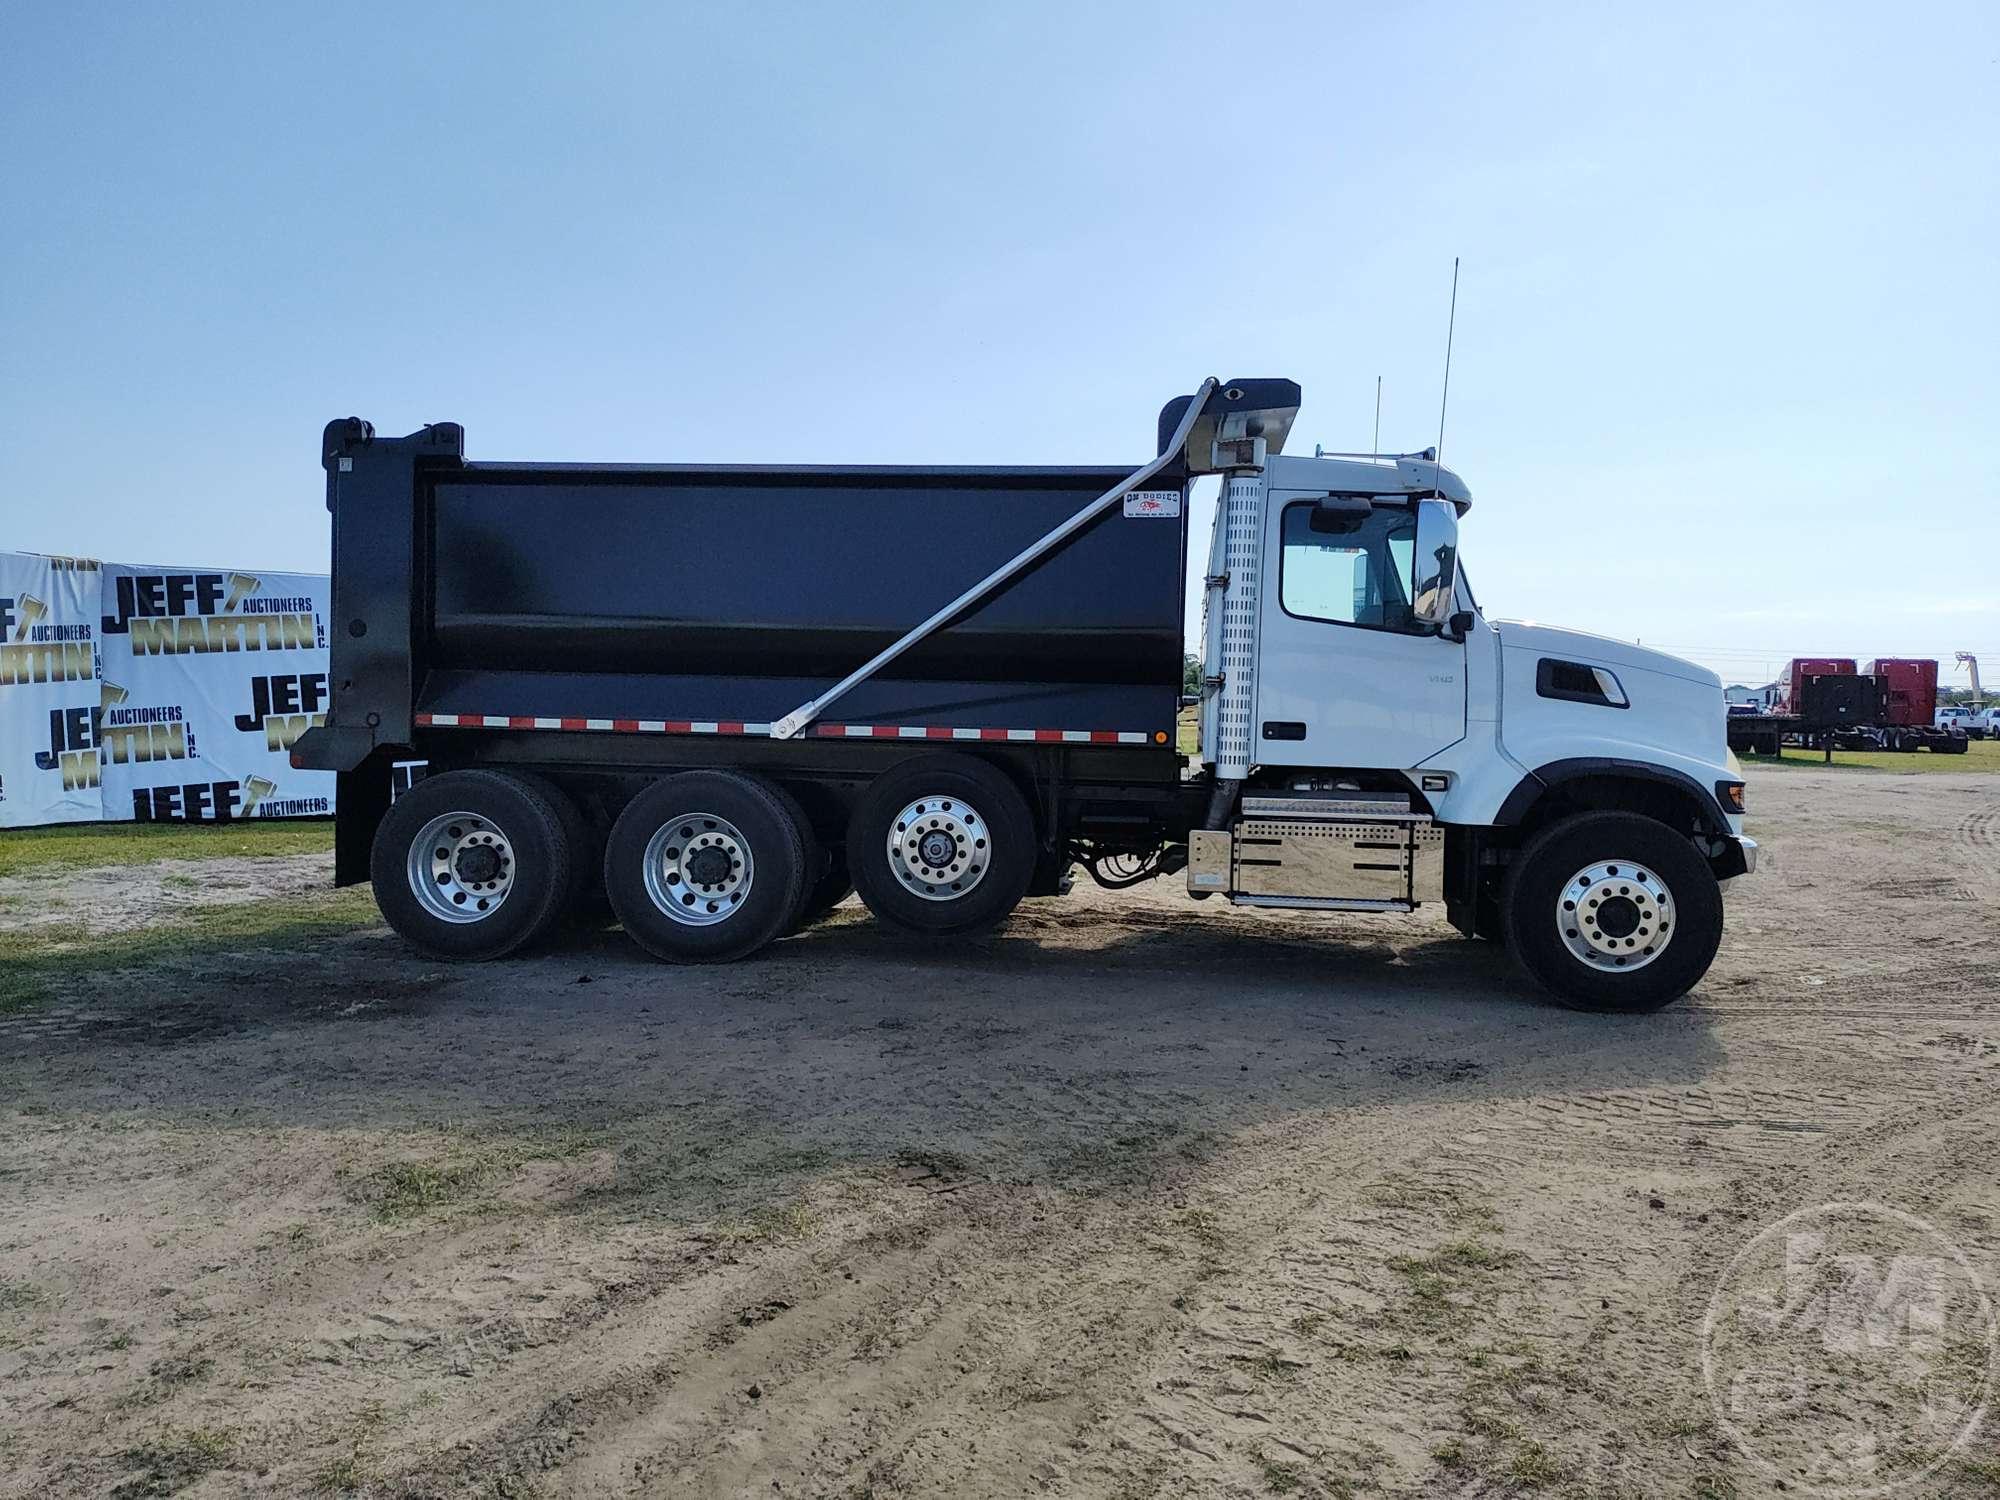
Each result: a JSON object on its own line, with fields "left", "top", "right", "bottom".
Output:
{"left": 1557, "top": 859, "right": 1674, "bottom": 971}
{"left": 886, "top": 796, "right": 989, "bottom": 901}
{"left": 644, "top": 813, "right": 753, "bottom": 926}
{"left": 408, "top": 811, "right": 515, "bottom": 924}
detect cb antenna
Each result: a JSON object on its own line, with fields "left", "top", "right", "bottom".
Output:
{"left": 1434, "top": 256, "right": 1459, "bottom": 486}
{"left": 1372, "top": 375, "right": 1382, "bottom": 454}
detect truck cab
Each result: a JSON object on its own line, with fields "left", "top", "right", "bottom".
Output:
{"left": 1181, "top": 384, "right": 1752, "bottom": 1009}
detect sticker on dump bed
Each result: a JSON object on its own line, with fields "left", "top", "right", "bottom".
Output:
{"left": 1123, "top": 489, "right": 1182, "bottom": 518}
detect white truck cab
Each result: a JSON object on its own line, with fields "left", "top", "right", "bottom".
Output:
{"left": 1185, "top": 383, "right": 1753, "bottom": 1011}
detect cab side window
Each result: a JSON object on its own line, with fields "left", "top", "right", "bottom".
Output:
{"left": 1279, "top": 502, "right": 1418, "bottom": 632}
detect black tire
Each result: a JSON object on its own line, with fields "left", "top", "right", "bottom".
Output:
{"left": 847, "top": 754, "right": 1035, "bottom": 936}
{"left": 1500, "top": 811, "right": 1723, "bottom": 1012}
{"left": 788, "top": 846, "right": 853, "bottom": 934}
{"left": 513, "top": 771, "right": 604, "bottom": 920}
{"left": 759, "top": 780, "right": 825, "bottom": 937}
{"left": 369, "top": 768, "right": 573, "bottom": 961}
{"left": 603, "top": 771, "right": 806, "bottom": 962}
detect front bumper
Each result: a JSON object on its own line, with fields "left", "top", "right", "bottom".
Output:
{"left": 1717, "top": 834, "right": 1758, "bottom": 879}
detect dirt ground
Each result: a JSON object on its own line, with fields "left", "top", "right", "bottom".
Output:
{"left": 2, "top": 767, "right": 1996, "bottom": 1499}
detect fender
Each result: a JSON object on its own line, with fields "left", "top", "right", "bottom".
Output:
{"left": 1495, "top": 757, "right": 1733, "bottom": 837}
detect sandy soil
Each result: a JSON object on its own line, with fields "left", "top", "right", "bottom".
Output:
{"left": 1, "top": 768, "right": 1996, "bottom": 1498}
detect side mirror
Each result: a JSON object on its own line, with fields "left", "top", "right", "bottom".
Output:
{"left": 1448, "top": 609, "right": 1476, "bottom": 640}
{"left": 1411, "top": 498, "right": 1460, "bottom": 629}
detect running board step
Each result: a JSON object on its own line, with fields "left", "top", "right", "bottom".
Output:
{"left": 1187, "top": 816, "right": 1446, "bottom": 905}
{"left": 1229, "top": 894, "right": 1415, "bottom": 912}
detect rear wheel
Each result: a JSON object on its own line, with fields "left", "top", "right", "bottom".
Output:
{"left": 604, "top": 771, "right": 807, "bottom": 962}
{"left": 514, "top": 772, "right": 606, "bottom": 923}
{"left": 848, "top": 754, "right": 1035, "bottom": 936}
{"left": 370, "top": 769, "right": 572, "bottom": 961}
{"left": 789, "top": 846, "right": 853, "bottom": 933}
{"left": 1501, "top": 811, "right": 1723, "bottom": 1012}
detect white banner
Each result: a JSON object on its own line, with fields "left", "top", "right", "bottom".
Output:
{"left": 0, "top": 552, "right": 336, "bottom": 827}
{"left": 97, "top": 562, "right": 335, "bottom": 823}
{"left": 0, "top": 553, "right": 104, "bottom": 828}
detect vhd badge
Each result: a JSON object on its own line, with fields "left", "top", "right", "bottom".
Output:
{"left": 1702, "top": 1201, "right": 1996, "bottom": 1496}
{"left": 1122, "top": 489, "right": 1181, "bottom": 518}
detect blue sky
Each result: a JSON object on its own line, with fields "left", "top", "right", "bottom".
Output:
{"left": 2, "top": 1, "right": 1994, "bottom": 689}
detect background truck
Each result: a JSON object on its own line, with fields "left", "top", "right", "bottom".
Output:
{"left": 1725, "top": 657, "right": 1968, "bottom": 755}
{"left": 294, "top": 378, "right": 1755, "bottom": 1012}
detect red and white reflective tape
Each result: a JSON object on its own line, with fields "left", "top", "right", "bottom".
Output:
{"left": 413, "top": 712, "right": 1157, "bottom": 745}
{"left": 813, "top": 724, "right": 1152, "bottom": 744}
{"left": 416, "top": 713, "right": 768, "bottom": 735}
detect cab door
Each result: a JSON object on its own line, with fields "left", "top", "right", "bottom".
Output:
{"left": 1253, "top": 491, "right": 1466, "bottom": 770}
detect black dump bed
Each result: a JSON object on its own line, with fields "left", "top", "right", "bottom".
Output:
{"left": 309, "top": 419, "right": 1189, "bottom": 759}
{"left": 424, "top": 462, "right": 1185, "bottom": 733}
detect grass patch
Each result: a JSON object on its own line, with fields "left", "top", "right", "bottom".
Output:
{"left": 113, "top": 1425, "right": 234, "bottom": 1497}
{"left": 1461, "top": 1408, "right": 1519, "bottom": 1440}
{"left": 0, "top": 886, "right": 379, "bottom": 1013}
{"left": 722, "top": 1200, "right": 822, "bottom": 1243}
{"left": 354, "top": 1157, "right": 489, "bottom": 1220}
{"left": 347, "top": 1126, "right": 602, "bottom": 1222}
{"left": 1385, "top": 1238, "right": 1520, "bottom": 1322}
{"left": 1740, "top": 737, "right": 2000, "bottom": 774}
{"left": 0, "top": 819, "right": 331, "bottom": 879}
{"left": 311, "top": 1455, "right": 368, "bottom": 1493}
{"left": 1432, "top": 1438, "right": 1469, "bottom": 1470}
{"left": 1256, "top": 1456, "right": 1306, "bottom": 1493}
{"left": 1505, "top": 1439, "right": 1567, "bottom": 1486}
{"left": 0, "top": 1280, "right": 43, "bottom": 1311}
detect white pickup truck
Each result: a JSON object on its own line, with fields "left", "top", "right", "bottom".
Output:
{"left": 1936, "top": 706, "right": 1990, "bottom": 739}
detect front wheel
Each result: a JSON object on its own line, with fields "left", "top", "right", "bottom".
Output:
{"left": 1500, "top": 811, "right": 1723, "bottom": 1012}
